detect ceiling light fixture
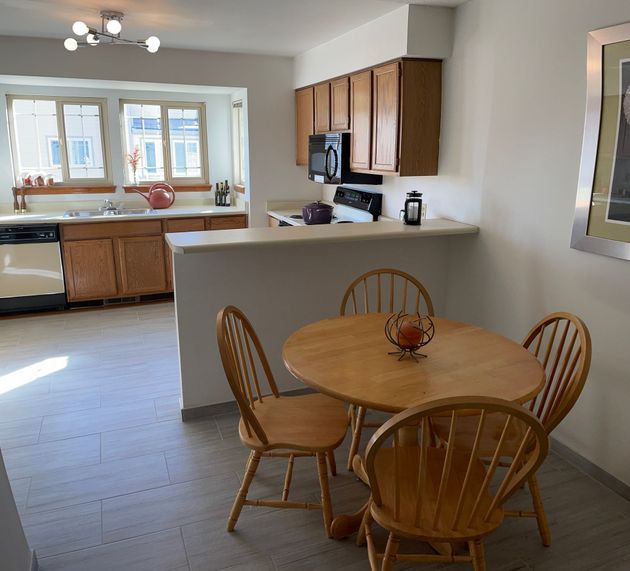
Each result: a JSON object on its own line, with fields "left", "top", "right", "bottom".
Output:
{"left": 64, "top": 11, "right": 160, "bottom": 54}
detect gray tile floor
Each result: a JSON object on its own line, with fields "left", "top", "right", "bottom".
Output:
{"left": 1, "top": 302, "right": 630, "bottom": 570}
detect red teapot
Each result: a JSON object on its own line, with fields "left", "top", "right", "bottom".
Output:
{"left": 133, "top": 182, "right": 175, "bottom": 209}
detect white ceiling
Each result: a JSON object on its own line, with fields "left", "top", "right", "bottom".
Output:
{"left": 0, "top": 0, "right": 467, "bottom": 56}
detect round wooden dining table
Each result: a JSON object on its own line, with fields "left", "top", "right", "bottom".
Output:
{"left": 282, "top": 313, "right": 545, "bottom": 540}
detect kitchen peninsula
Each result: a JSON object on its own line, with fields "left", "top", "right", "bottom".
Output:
{"left": 166, "top": 218, "right": 478, "bottom": 417}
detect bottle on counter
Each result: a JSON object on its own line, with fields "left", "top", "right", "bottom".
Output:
{"left": 219, "top": 182, "right": 225, "bottom": 206}
{"left": 214, "top": 183, "right": 219, "bottom": 206}
{"left": 225, "top": 180, "right": 231, "bottom": 207}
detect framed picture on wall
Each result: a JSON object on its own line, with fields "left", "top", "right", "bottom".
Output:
{"left": 572, "top": 21, "right": 630, "bottom": 261}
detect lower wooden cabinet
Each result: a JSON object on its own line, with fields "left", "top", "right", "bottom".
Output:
{"left": 118, "top": 235, "right": 167, "bottom": 295}
{"left": 61, "top": 214, "right": 248, "bottom": 302}
{"left": 63, "top": 239, "right": 119, "bottom": 301}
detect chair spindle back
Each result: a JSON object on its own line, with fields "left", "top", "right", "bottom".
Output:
{"left": 365, "top": 397, "right": 548, "bottom": 534}
{"left": 523, "top": 312, "right": 591, "bottom": 434}
{"left": 217, "top": 305, "right": 280, "bottom": 445}
{"left": 340, "top": 268, "right": 434, "bottom": 317}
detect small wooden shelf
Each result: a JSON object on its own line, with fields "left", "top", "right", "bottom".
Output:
{"left": 13, "top": 185, "right": 116, "bottom": 195}
{"left": 123, "top": 184, "right": 213, "bottom": 193}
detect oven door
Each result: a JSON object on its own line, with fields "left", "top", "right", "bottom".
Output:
{"left": 308, "top": 134, "right": 341, "bottom": 184}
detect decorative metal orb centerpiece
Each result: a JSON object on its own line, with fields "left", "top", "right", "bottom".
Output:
{"left": 385, "top": 311, "right": 435, "bottom": 361}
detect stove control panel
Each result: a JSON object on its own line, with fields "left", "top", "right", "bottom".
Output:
{"left": 333, "top": 187, "right": 382, "bottom": 220}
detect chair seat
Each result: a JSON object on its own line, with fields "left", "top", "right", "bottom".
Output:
{"left": 431, "top": 411, "right": 529, "bottom": 458}
{"left": 370, "top": 446, "right": 504, "bottom": 542}
{"left": 239, "top": 393, "right": 348, "bottom": 452}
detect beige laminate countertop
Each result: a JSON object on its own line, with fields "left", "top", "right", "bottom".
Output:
{"left": 0, "top": 205, "right": 246, "bottom": 225}
{"left": 166, "top": 218, "right": 479, "bottom": 254}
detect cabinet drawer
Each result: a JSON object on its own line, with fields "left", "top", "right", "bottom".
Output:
{"left": 164, "top": 218, "right": 206, "bottom": 233}
{"left": 207, "top": 215, "right": 247, "bottom": 230}
{"left": 62, "top": 220, "right": 163, "bottom": 240}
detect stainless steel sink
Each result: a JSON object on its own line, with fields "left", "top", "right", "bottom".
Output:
{"left": 63, "top": 208, "right": 155, "bottom": 218}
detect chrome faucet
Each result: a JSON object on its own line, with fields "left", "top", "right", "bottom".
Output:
{"left": 101, "top": 199, "right": 117, "bottom": 212}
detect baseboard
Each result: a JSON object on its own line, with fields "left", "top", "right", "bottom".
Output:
{"left": 180, "top": 387, "right": 315, "bottom": 421}
{"left": 28, "top": 550, "right": 38, "bottom": 571}
{"left": 551, "top": 437, "right": 630, "bottom": 502}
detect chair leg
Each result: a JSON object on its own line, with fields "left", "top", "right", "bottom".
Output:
{"left": 316, "top": 452, "right": 334, "bottom": 538}
{"left": 227, "top": 450, "right": 261, "bottom": 531}
{"left": 327, "top": 450, "right": 337, "bottom": 477}
{"left": 529, "top": 474, "right": 551, "bottom": 546}
{"left": 364, "top": 510, "right": 378, "bottom": 571}
{"left": 356, "top": 498, "right": 372, "bottom": 546}
{"left": 381, "top": 532, "right": 400, "bottom": 571}
{"left": 347, "top": 406, "right": 366, "bottom": 471}
{"left": 469, "top": 539, "right": 486, "bottom": 571}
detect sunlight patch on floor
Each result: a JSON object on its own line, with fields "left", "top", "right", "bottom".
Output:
{"left": 0, "top": 356, "right": 68, "bottom": 396}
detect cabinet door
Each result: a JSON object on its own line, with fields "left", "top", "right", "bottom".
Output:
{"left": 63, "top": 239, "right": 118, "bottom": 301}
{"left": 330, "top": 77, "right": 350, "bottom": 131}
{"left": 295, "top": 87, "right": 314, "bottom": 165}
{"left": 314, "top": 83, "right": 331, "bottom": 133}
{"left": 350, "top": 70, "right": 372, "bottom": 170}
{"left": 118, "top": 235, "right": 167, "bottom": 296}
{"left": 207, "top": 215, "right": 248, "bottom": 230}
{"left": 371, "top": 62, "right": 400, "bottom": 172}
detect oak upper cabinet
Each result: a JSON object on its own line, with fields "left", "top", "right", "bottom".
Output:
{"left": 314, "top": 83, "right": 331, "bottom": 133}
{"left": 397, "top": 59, "right": 442, "bottom": 176}
{"left": 330, "top": 77, "right": 350, "bottom": 131}
{"left": 371, "top": 62, "right": 400, "bottom": 173}
{"left": 63, "top": 239, "right": 118, "bottom": 301}
{"left": 295, "top": 86, "right": 314, "bottom": 165}
{"left": 350, "top": 70, "right": 373, "bottom": 170}
{"left": 118, "top": 236, "right": 167, "bottom": 296}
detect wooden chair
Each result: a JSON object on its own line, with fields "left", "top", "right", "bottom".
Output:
{"left": 431, "top": 312, "right": 591, "bottom": 546}
{"left": 363, "top": 396, "right": 549, "bottom": 571}
{"left": 340, "top": 268, "right": 435, "bottom": 470}
{"left": 216, "top": 305, "right": 348, "bottom": 537}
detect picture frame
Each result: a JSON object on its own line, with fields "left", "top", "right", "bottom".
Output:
{"left": 572, "top": 21, "right": 630, "bottom": 261}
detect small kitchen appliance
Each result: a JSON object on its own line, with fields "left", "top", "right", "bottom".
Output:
{"left": 133, "top": 182, "right": 175, "bottom": 209}
{"left": 401, "top": 191, "right": 423, "bottom": 225}
{"left": 308, "top": 133, "right": 383, "bottom": 185}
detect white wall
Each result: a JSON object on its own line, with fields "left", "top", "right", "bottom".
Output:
{"left": 294, "top": 5, "right": 453, "bottom": 88}
{"left": 173, "top": 234, "right": 465, "bottom": 409}
{"left": 0, "top": 450, "right": 33, "bottom": 571}
{"left": 0, "top": 82, "right": 233, "bottom": 206}
{"left": 0, "top": 37, "right": 316, "bottom": 226}
{"left": 438, "top": 0, "right": 630, "bottom": 487}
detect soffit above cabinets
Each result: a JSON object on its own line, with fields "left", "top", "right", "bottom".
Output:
{"left": 0, "top": 0, "right": 466, "bottom": 57}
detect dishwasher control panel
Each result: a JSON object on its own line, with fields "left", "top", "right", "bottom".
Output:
{"left": 0, "top": 224, "right": 59, "bottom": 244}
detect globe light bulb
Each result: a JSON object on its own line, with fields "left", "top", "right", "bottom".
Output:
{"left": 86, "top": 33, "right": 99, "bottom": 46}
{"left": 106, "top": 18, "right": 122, "bottom": 35}
{"left": 145, "top": 36, "right": 160, "bottom": 53}
{"left": 72, "top": 20, "right": 89, "bottom": 36}
{"left": 64, "top": 37, "right": 78, "bottom": 51}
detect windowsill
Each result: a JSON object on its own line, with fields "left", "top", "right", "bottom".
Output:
{"left": 13, "top": 185, "right": 116, "bottom": 195}
{"left": 123, "top": 184, "right": 213, "bottom": 193}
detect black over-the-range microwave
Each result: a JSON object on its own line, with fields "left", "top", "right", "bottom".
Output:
{"left": 308, "top": 133, "right": 382, "bottom": 185}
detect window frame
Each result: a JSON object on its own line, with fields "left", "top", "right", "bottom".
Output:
{"left": 232, "top": 100, "right": 245, "bottom": 186}
{"left": 119, "top": 99, "right": 209, "bottom": 185}
{"left": 6, "top": 95, "right": 112, "bottom": 187}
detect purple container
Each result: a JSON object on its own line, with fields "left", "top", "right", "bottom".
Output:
{"left": 302, "top": 201, "right": 334, "bottom": 225}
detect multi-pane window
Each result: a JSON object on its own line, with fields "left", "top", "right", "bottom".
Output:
{"left": 121, "top": 101, "right": 207, "bottom": 184}
{"left": 8, "top": 97, "right": 109, "bottom": 184}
